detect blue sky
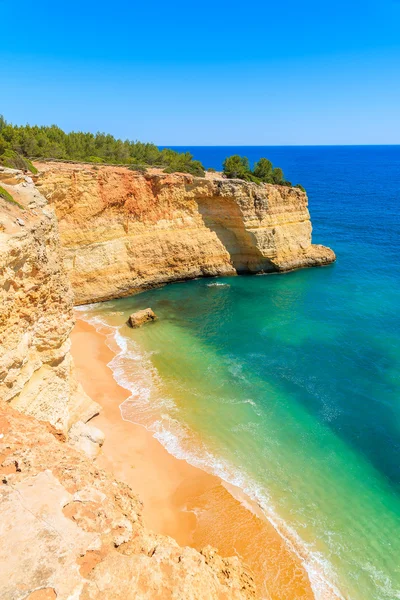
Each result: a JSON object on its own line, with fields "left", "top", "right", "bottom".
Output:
{"left": 1, "top": 0, "right": 400, "bottom": 145}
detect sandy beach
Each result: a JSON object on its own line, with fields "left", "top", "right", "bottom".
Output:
{"left": 71, "top": 318, "right": 315, "bottom": 600}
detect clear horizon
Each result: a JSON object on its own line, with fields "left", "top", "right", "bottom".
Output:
{"left": 2, "top": 0, "right": 400, "bottom": 145}
{"left": 165, "top": 144, "right": 400, "bottom": 147}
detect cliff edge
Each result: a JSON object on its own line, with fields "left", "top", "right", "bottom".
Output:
{"left": 35, "top": 162, "right": 335, "bottom": 305}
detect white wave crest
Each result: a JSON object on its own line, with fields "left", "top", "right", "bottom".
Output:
{"left": 77, "top": 310, "right": 346, "bottom": 600}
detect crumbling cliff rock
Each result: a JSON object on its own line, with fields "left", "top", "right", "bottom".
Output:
{"left": 35, "top": 162, "right": 335, "bottom": 305}
{"left": 0, "top": 402, "right": 256, "bottom": 600}
{"left": 0, "top": 168, "right": 99, "bottom": 432}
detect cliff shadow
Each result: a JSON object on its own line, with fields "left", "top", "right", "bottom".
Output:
{"left": 195, "top": 194, "right": 276, "bottom": 274}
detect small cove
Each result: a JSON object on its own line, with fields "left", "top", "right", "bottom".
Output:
{"left": 78, "top": 145, "right": 400, "bottom": 600}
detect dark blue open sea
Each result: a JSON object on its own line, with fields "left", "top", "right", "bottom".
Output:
{"left": 81, "top": 146, "right": 400, "bottom": 599}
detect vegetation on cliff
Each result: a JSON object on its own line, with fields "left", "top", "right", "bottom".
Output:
{"left": 0, "top": 185, "right": 24, "bottom": 209}
{"left": 0, "top": 115, "right": 306, "bottom": 189}
{"left": 223, "top": 154, "right": 305, "bottom": 189}
{"left": 0, "top": 115, "right": 205, "bottom": 176}
{"left": 0, "top": 148, "right": 38, "bottom": 174}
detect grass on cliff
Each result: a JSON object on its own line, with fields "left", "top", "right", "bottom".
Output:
{"left": 0, "top": 149, "right": 38, "bottom": 174}
{"left": 0, "top": 185, "right": 24, "bottom": 210}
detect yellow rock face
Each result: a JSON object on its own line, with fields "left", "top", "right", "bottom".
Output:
{"left": 0, "top": 168, "right": 99, "bottom": 431}
{"left": 35, "top": 163, "right": 336, "bottom": 305}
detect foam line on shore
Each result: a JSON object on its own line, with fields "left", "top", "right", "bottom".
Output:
{"left": 76, "top": 307, "right": 345, "bottom": 600}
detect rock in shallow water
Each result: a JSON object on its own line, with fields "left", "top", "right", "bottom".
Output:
{"left": 128, "top": 308, "right": 158, "bottom": 328}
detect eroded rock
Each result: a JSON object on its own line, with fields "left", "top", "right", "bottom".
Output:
{"left": 34, "top": 163, "right": 336, "bottom": 305}
{"left": 68, "top": 420, "right": 105, "bottom": 458}
{"left": 0, "top": 168, "right": 100, "bottom": 432}
{"left": 127, "top": 308, "right": 157, "bottom": 328}
{"left": 0, "top": 469, "right": 98, "bottom": 599}
{"left": 0, "top": 402, "right": 256, "bottom": 600}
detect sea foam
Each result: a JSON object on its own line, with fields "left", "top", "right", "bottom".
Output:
{"left": 76, "top": 307, "right": 346, "bottom": 600}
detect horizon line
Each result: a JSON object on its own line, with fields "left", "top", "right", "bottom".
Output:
{"left": 160, "top": 143, "right": 400, "bottom": 148}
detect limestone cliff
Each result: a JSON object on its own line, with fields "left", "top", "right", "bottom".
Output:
{"left": 0, "top": 402, "right": 255, "bottom": 600}
{"left": 0, "top": 167, "right": 256, "bottom": 599}
{"left": 0, "top": 167, "right": 99, "bottom": 431}
{"left": 35, "top": 162, "right": 335, "bottom": 305}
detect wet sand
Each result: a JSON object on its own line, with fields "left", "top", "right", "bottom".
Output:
{"left": 71, "top": 318, "right": 315, "bottom": 599}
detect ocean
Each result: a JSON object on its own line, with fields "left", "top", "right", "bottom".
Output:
{"left": 78, "top": 146, "right": 400, "bottom": 599}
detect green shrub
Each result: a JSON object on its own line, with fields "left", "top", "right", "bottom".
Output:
{"left": 207, "top": 167, "right": 216, "bottom": 172}
{"left": 128, "top": 165, "right": 147, "bottom": 173}
{"left": 162, "top": 158, "right": 205, "bottom": 177}
{"left": 294, "top": 183, "right": 306, "bottom": 192}
{"left": 243, "top": 172, "right": 261, "bottom": 184}
{"left": 222, "top": 155, "right": 250, "bottom": 179}
{"left": 0, "top": 149, "right": 37, "bottom": 174}
{"left": 25, "top": 157, "right": 38, "bottom": 174}
{"left": 253, "top": 158, "right": 273, "bottom": 182}
{"left": 1, "top": 149, "right": 27, "bottom": 170}
{"left": 186, "top": 160, "right": 205, "bottom": 177}
{"left": 222, "top": 153, "right": 301, "bottom": 188}
{"left": 272, "top": 167, "right": 284, "bottom": 185}
{"left": 0, "top": 185, "right": 24, "bottom": 209}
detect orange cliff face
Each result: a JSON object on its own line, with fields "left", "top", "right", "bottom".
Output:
{"left": 34, "top": 162, "right": 336, "bottom": 305}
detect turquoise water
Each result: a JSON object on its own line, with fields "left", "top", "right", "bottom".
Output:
{"left": 80, "top": 146, "right": 400, "bottom": 599}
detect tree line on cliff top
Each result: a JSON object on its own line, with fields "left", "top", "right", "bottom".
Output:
{"left": 0, "top": 115, "right": 304, "bottom": 189}
{"left": 0, "top": 115, "right": 205, "bottom": 176}
{"left": 222, "top": 154, "right": 304, "bottom": 190}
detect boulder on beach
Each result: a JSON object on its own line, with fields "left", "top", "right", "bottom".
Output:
{"left": 127, "top": 308, "right": 157, "bottom": 328}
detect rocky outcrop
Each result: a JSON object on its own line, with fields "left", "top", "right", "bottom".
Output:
{"left": 0, "top": 401, "right": 256, "bottom": 600}
{"left": 68, "top": 420, "right": 105, "bottom": 458}
{"left": 35, "top": 162, "right": 335, "bottom": 305}
{"left": 0, "top": 168, "right": 100, "bottom": 432}
{"left": 128, "top": 307, "right": 158, "bottom": 328}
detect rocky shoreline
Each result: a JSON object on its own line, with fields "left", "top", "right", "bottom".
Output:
{"left": 0, "top": 164, "right": 335, "bottom": 599}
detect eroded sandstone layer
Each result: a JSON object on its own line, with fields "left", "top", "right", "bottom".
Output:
{"left": 0, "top": 168, "right": 99, "bottom": 431}
{"left": 35, "top": 162, "right": 335, "bottom": 305}
{"left": 0, "top": 402, "right": 255, "bottom": 600}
